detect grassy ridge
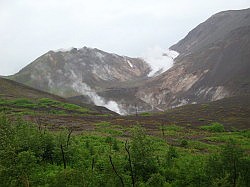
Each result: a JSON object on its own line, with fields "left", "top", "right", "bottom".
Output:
{"left": 0, "top": 97, "right": 93, "bottom": 116}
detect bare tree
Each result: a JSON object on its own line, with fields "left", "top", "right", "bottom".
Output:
{"left": 33, "top": 109, "right": 42, "bottom": 132}
{"left": 109, "top": 155, "right": 125, "bottom": 187}
{"left": 161, "top": 123, "right": 165, "bottom": 139}
{"left": 60, "top": 144, "right": 66, "bottom": 169}
{"left": 134, "top": 103, "right": 138, "bottom": 117}
{"left": 125, "top": 140, "right": 135, "bottom": 187}
{"left": 91, "top": 157, "right": 95, "bottom": 172}
{"left": 66, "top": 128, "right": 73, "bottom": 148}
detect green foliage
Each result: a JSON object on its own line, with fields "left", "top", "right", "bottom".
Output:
{"left": 0, "top": 114, "right": 249, "bottom": 186}
{"left": 166, "top": 146, "right": 179, "bottom": 168}
{"left": 200, "top": 122, "right": 225, "bottom": 132}
{"left": 180, "top": 139, "right": 188, "bottom": 147}
{"left": 0, "top": 97, "right": 90, "bottom": 116}
{"left": 198, "top": 118, "right": 206, "bottom": 121}
{"left": 11, "top": 98, "right": 36, "bottom": 108}
{"left": 241, "top": 130, "right": 250, "bottom": 138}
{"left": 172, "top": 155, "right": 209, "bottom": 186}
{"left": 95, "top": 121, "right": 111, "bottom": 127}
{"left": 140, "top": 112, "right": 152, "bottom": 116}
{"left": 146, "top": 173, "right": 165, "bottom": 187}
{"left": 161, "top": 124, "right": 183, "bottom": 131}
{"left": 0, "top": 98, "right": 36, "bottom": 108}
{"left": 38, "top": 98, "right": 89, "bottom": 112}
{"left": 130, "top": 126, "right": 158, "bottom": 182}
{"left": 206, "top": 140, "right": 250, "bottom": 187}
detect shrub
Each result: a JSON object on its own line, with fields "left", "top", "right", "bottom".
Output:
{"left": 95, "top": 121, "right": 111, "bottom": 127}
{"left": 146, "top": 173, "right": 165, "bottom": 187}
{"left": 198, "top": 118, "right": 206, "bottom": 121}
{"left": 38, "top": 98, "right": 89, "bottom": 113}
{"left": 180, "top": 139, "right": 188, "bottom": 148}
{"left": 200, "top": 122, "right": 225, "bottom": 132}
{"left": 161, "top": 125, "right": 183, "bottom": 131}
{"left": 140, "top": 112, "right": 152, "bottom": 116}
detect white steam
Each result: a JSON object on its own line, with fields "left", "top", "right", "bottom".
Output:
{"left": 72, "top": 81, "right": 123, "bottom": 114}
{"left": 142, "top": 46, "right": 179, "bottom": 77}
{"left": 52, "top": 47, "right": 76, "bottom": 52}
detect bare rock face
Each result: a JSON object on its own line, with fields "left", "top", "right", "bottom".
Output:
{"left": 9, "top": 47, "right": 151, "bottom": 114}
{"left": 136, "top": 8, "right": 250, "bottom": 110}
{"left": 10, "top": 47, "right": 150, "bottom": 96}
{"left": 170, "top": 8, "right": 250, "bottom": 54}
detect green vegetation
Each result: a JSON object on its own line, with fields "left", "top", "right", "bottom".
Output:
{"left": 0, "top": 114, "right": 249, "bottom": 186}
{"left": 198, "top": 118, "right": 206, "bottom": 121}
{"left": 95, "top": 121, "right": 111, "bottom": 127}
{"left": 38, "top": 98, "right": 88, "bottom": 112}
{"left": 139, "top": 112, "right": 152, "bottom": 116}
{"left": 161, "top": 124, "right": 183, "bottom": 131}
{"left": 0, "top": 97, "right": 90, "bottom": 115}
{"left": 200, "top": 122, "right": 225, "bottom": 132}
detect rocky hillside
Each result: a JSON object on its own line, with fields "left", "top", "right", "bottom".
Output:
{"left": 8, "top": 47, "right": 152, "bottom": 114}
{"left": 171, "top": 8, "right": 250, "bottom": 54}
{"left": 10, "top": 47, "right": 150, "bottom": 96}
{"left": 136, "top": 8, "right": 250, "bottom": 110}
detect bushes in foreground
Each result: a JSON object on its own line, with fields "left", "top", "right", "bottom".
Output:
{"left": 0, "top": 114, "right": 249, "bottom": 186}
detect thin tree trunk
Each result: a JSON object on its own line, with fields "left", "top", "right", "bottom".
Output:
{"left": 109, "top": 155, "right": 125, "bottom": 187}
{"left": 91, "top": 157, "right": 95, "bottom": 172}
{"left": 66, "top": 129, "right": 73, "bottom": 147}
{"left": 33, "top": 110, "right": 42, "bottom": 132}
{"left": 233, "top": 158, "right": 237, "bottom": 187}
{"left": 134, "top": 103, "right": 138, "bottom": 117}
{"left": 125, "top": 140, "right": 135, "bottom": 187}
{"left": 161, "top": 123, "right": 165, "bottom": 139}
{"left": 21, "top": 172, "right": 30, "bottom": 187}
{"left": 60, "top": 144, "right": 66, "bottom": 169}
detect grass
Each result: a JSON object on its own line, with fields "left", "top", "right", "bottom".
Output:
{"left": 95, "top": 121, "right": 111, "bottom": 127}
{"left": 139, "top": 112, "right": 152, "bottom": 116}
{"left": 200, "top": 122, "right": 225, "bottom": 132}
{"left": 161, "top": 124, "right": 184, "bottom": 131}
{"left": 204, "top": 131, "right": 250, "bottom": 150}
{"left": 38, "top": 98, "right": 89, "bottom": 112}
{"left": 0, "top": 97, "right": 91, "bottom": 116}
{"left": 95, "top": 122, "right": 124, "bottom": 137}
{"left": 187, "top": 140, "right": 218, "bottom": 152}
{"left": 198, "top": 118, "right": 206, "bottom": 121}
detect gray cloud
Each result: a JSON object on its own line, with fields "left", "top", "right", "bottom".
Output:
{"left": 0, "top": 0, "right": 249, "bottom": 75}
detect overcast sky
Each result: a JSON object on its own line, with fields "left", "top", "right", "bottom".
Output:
{"left": 0, "top": 0, "right": 249, "bottom": 75}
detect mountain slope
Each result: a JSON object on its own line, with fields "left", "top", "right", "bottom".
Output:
{"left": 170, "top": 8, "right": 250, "bottom": 54}
{"left": 9, "top": 47, "right": 150, "bottom": 96}
{"left": 136, "top": 8, "right": 250, "bottom": 110}
{"left": 8, "top": 47, "right": 151, "bottom": 114}
{"left": 0, "top": 77, "right": 116, "bottom": 115}
{"left": 0, "top": 77, "right": 63, "bottom": 100}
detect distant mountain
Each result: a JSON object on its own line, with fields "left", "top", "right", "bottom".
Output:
{"left": 136, "top": 8, "right": 250, "bottom": 110}
{"left": 9, "top": 47, "right": 150, "bottom": 96}
{"left": 8, "top": 47, "right": 151, "bottom": 114}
